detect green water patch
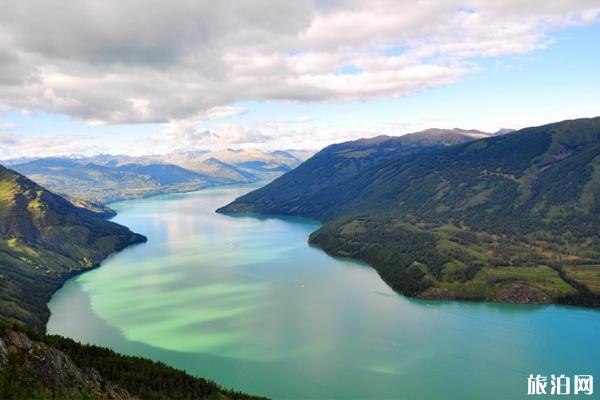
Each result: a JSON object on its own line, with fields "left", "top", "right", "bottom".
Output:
{"left": 48, "top": 186, "right": 600, "bottom": 400}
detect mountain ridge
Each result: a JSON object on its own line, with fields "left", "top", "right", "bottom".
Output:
{"left": 0, "top": 166, "right": 263, "bottom": 399}
{"left": 219, "top": 117, "right": 600, "bottom": 307}
{"left": 0, "top": 165, "right": 147, "bottom": 329}
{"left": 217, "top": 127, "right": 495, "bottom": 219}
{"left": 8, "top": 149, "right": 310, "bottom": 203}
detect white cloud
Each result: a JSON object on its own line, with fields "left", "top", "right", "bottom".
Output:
{"left": 153, "top": 122, "right": 272, "bottom": 152}
{"left": 204, "top": 106, "right": 248, "bottom": 120}
{"left": 0, "top": 132, "right": 104, "bottom": 159}
{"left": 0, "top": 0, "right": 597, "bottom": 128}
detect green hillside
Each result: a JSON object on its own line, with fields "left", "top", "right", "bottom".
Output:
{"left": 219, "top": 118, "right": 600, "bottom": 307}
{"left": 0, "top": 166, "right": 262, "bottom": 399}
{"left": 0, "top": 165, "right": 147, "bottom": 329}
{"left": 218, "top": 128, "right": 490, "bottom": 219}
{"left": 0, "top": 323, "right": 263, "bottom": 400}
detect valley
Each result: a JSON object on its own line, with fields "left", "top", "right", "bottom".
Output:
{"left": 3, "top": 117, "right": 600, "bottom": 399}
{"left": 5, "top": 148, "right": 312, "bottom": 203}
{"left": 46, "top": 185, "right": 600, "bottom": 399}
{"left": 3, "top": 2, "right": 599, "bottom": 398}
{"left": 0, "top": 166, "right": 259, "bottom": 399}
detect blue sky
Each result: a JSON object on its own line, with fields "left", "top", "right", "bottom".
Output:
{"left": 1, "top": 1, "right": 599, "bottom": 157}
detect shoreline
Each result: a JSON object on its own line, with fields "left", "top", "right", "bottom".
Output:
{"left": 100, "top": 181, "right": 271, "bottom": 209}
{"left": 42, "top": 236, "right": 148, "bottom": 333}
{"left": 217, "top": 207, "right": 600, "bottom": 310}
{"left": 43, "top": 187, "right": 600, "bottom": 400}
{"left": 308, "top": 234, "right": 600, "bottom": 311}
{"left": 50, "top": 183, "right": 599, "bottom": 337}
{"left": 216, "top": 202, "right": 600, "bottom": 310}
{"left": 45, "top": 184, "right": 266, "bottom": 333}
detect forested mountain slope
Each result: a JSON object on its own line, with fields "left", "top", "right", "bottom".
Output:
{"left": 0, "top": 165, "right": 146, "bottom": 329}
{"left": 0, "top": 166, "right": 262, "bottom": 399}
{"left": 220, "top": 118, "right": 600, "bottom": 306}
{"left": 219, "top": 128, "right": 491, "bottom": 219}
{"left": 0, "top": 324, "right": 263, "bottom": 400}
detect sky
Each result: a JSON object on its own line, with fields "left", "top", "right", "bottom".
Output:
{"left": 0, "top": 0, "right": 599, "bottom": 158}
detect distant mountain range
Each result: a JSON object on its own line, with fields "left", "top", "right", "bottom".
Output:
{"left": 5, "top": 149, "right": 313, "bottom": 204}
{"left": 220, "top": 118, "right": 600, "bottom": 307}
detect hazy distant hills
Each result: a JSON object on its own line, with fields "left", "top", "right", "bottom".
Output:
{"left": 7, "top": 149, "right": 312, "bottom": 203}
{"left": 220, "top": 118, "right": 600, "bottom": 307}
{"left": 9, "top": 158, "right": 207, "bottom": 204}
{"left": 157, "top": 148, "right": 308, "bottom": 182}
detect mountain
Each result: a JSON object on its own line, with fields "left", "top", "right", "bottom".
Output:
{"left": 0, "top": 326, "right": 262, "bottom": 400}
{"left": 0, "top": 328, "right": 131, "bottom": 399}
{"left": 494, "top": 128, "right": 515, "bottom": 135}
{"left": 115, "top": 163, "right": 208, "bottom": 185}
{"left": 219, "top": 118, "right": 600, "bottom": 307}
{"left": 9, "top": 157, "right": 227, "bottom": 203}
{"left": 280, "top": 149, "right": 315, "bottom": 162}
{"left": 218, "top": 128, "right": 489, "bottom": 218}
{"left": 8, "top": 149, "right": 311, "bottom": 204}
{"left": 191, "top": 157, "right": 257, "bottom": 182}
{"left": 62, "top": 195, "right": 117, "bottom": 219}
{"left": 0, "top": 165, "right": 146, "bottom": 329}
{"left": 197, "top": 149, "right": 297, "bottom": 166}
{"left": 0, "top": 166, "right": 261, "bottom": 399}
{"left": 396, "top": 127, "right": 492, "bottom": 142}
{"left": 160, "top": 148, "right": 306, "bottom": 182}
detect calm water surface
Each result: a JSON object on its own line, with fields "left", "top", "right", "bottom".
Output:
{"left": 48, "top": 186, "right": 600, "bottom": 399}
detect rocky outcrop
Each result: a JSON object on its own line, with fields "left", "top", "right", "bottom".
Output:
{"left": 494, "top": 285, "right": 552, "bottom": 304}
{"left": 418, "top": 288, "right": 456, "bottom": 301}
{"left": 0, "top": 330, "right": 133, "bottom": 399}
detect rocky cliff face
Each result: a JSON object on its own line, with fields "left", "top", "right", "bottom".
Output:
{"left": 0, "top": 330, "right": 132, "bottom": 399}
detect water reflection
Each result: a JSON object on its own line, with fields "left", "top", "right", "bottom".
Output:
{"left": 49, "top": 186, "right": 600, "bottom": 400}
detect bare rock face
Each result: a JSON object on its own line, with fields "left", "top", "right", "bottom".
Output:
{"left": 495, "top": 285, "right": 552, "bottom": 304}
{"left": 5, "top": 330, "right": 33, "bottom": 349}
{"left": 0, "top": 335, "right": 8, "bottom": 367}
{"left": 418, "top": 287, "right": 456, "bottom": 301}
{"left": 0, "top": 330, "right": 133, "bottom": 399}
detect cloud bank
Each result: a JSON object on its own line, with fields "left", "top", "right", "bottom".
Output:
{"left": 0, "top": 0, "right": 598, "bottom": 128}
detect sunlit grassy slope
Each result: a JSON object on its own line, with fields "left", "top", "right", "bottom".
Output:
{"left": 0, "top": 165, "right": 146, "bottom": 329}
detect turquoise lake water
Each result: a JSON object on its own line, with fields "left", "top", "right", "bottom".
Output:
{"left": 48, "top": 186, "right": 600, "bottom": 399}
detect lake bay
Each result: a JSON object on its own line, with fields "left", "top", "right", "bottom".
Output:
{"left": 48, "top": 186, "right": 600, "bottom": 399}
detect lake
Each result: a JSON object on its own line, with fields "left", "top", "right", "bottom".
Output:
{"left": 48, "top": 186, "right": 600, "bottom": 399}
